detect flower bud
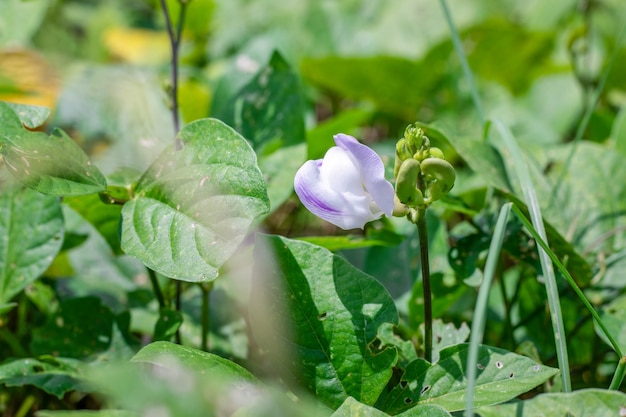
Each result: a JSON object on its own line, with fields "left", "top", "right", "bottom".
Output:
{"left": 395, "top": 158, "right": 424, "bottom": 207}
{"left": 421, "top": 157, "right": 456, "bottom": 195}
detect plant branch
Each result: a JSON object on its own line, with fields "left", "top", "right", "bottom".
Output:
{"left": 148, "top": 267, "right": 166, "bottom": 309}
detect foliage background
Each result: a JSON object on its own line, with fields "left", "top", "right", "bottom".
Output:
{"left": 1, "top": 0, "right": 626, "bottom": 415}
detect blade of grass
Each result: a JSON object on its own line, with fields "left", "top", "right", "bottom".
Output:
{"left": 492, "top": 119, "right": 571, "bottom": 392}
{"left": 511, "top": 204, "right": 623, "bottom": 358}
{"left": 464, "top": 202, "right": 512, "bottom": 417}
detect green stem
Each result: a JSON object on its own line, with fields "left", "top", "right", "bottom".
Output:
{"left": 609, "top": 356, "right": 626, "bottom": 390}
{"left": 175, "top": 280, "right": 182, "bottom": 344}
{"left": 200, "top": 282, "right": 214, "bottom": 352}
{"left": 160, "top": 0, "right": 188, "bottom": 145}
{"left": 416, "top": 207, "right": 432, "bottom": 363}
{"left": 148, "top": 267, "right": 166, "bottom": 309}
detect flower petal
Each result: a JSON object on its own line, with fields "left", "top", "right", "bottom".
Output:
{"left": 333, "top": 134, "right": 395, "bottom": 217}
{"left": 294, "top": 158, "right": 379, "bottom": 230}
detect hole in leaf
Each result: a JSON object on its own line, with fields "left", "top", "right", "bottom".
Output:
{"left": 420, "top": 385, "right": 430, "bottom": 395}
{"left": 477, "top": 363, "right": 485, "bottom": 370}
{"left": 400, "top": 380, "right": 408, "bottom": 389}
{"left": 509, "top": 372, "right": 514, "bottom": 378}
{"left": 404, "top": 398, "right": 413, "bottom": 404}
{"left": 533, "top": 364, "right": 540, "bottom": 371}
{"left": 317, "top": 312, "right": 327, "bottom": 321}
{"left": 495, "top": 361, "right": 503, "bottom": 369}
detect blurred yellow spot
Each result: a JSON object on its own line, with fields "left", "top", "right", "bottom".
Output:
{"left": 0, "top": 49, "right": 59, "bottom": 111}
{"left": 103, "top": 27, "right": 171, "bottom": 65}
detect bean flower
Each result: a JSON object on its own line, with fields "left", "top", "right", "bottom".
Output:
{"left": 294, "top": 133, "right": 395, "bottom": 230}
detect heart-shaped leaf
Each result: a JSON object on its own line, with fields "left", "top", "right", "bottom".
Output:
{"left": 251, "top": 235, "right": 398, "bottom": 409}
{"left": 121, "top": 118, "right": 269, "bottom": 282}
{"left": 375, "top": 344, "right": 558, "bottom": 413}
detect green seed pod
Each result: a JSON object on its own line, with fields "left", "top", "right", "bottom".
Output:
{"left": 420, "top": 157, "right": 456, "bottom": 194}
{"left": 395, "top": 158, "right": 423, "bottom": 206}
{"left": 428, "top": 147, "right": 444, "bottom": 159}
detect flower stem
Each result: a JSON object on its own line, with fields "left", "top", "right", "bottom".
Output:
{"left": 416, "top": 207, "right": 432, "bottom": 362}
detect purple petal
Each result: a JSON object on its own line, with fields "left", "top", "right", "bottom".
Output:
{"left": 333, "top": 134, "right": 395, "bottom": 217}
{"left": 294, "top": 158, "right": 378, "bottom": 230}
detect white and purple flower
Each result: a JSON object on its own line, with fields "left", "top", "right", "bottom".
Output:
{"left": 294, "top": 133, "right": 395, "bottom": 230}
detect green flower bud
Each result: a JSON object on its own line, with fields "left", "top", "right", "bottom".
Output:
{"left": 428, "top": 147, "right": 444, "bottom": 159}
{"left": 420, "top": 157, "right": 456, "bottom": 194}
{"left": 395, "top": 158, "right": 424, "bottom": 207}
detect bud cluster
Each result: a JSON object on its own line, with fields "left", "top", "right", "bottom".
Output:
{"left": 392, "top": 124, "right": 456, "bottom": 222}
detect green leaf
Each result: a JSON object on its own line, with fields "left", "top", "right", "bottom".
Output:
{"left": 0, "top": 0, "right": 49, "bottom": 47}
{"left": 214, "top": 51, "right": 306, "bottom": 154}
{"left": 252, "top": 235, "right": 399, "bottom": 409}
{"left": 2, "top": 101, "right": 50, "bottom": 128}
{"left": 153, "top": 309, "right": 183, "bottom": 341}
{"left": 30, "top": 297, "right": 115, "bottom": 358}
{"left": 121, "top": 118, "right": 269, "bottom": 282}
{"left": 131, "top": 341, "right": 256, "bottom": 382}
{"left": 0, "top": 356, "right": 82, "bottom": 399}
{"left": 476, "top": 389, "right": 626, "bottom": 417}
{"left": 331, "top": 397, "right": 452, "bottom": 417}
{"left": 0, "top": 182, "right": 63, "bottom": 304}
{"left": 375, "top": 344, "right": 558, "bottom": 414}
{"left": 301, "top": 56, "right": 440, "bottom": 119}
{"left": 0, "top": 127, "right": 107, "bottom": 196}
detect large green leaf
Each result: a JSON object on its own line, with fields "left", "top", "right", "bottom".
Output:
{"left": 0, "top": 0, "right": 49, "bottom": 47}
{"left": 214, "top": 51, "right": 306, "bottom": 154}
{"left": 331, "top": 397, "right": 452, "bottom": 417}
{"left": 0, "top": 180, "right": 63, "bottom": 304}
{"left": 0, "top": 127, "right": 107, "bottom": 196}
{"left": 375, "top": 344, "right": 558, "bottom": 414}
{"left": 252, "top": 235, "right": 398, "bottom": 409}
{"left": 121, "top": 118, "right": 269, "bottom": 282}
{"left": 131, "top": 341, "right": 256, "bottom": 382}
{"left": 476, "top": 389, "right": 626, "bottom": 417}
{"left": 0, "top": 356, "right": 82, "bottom": 399}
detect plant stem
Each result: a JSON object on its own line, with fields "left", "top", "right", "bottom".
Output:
{"left": 200, "top": 282, "right": 214, "bottom": 352}
{"left": 416, "top": 207, "right": 432, "bottom": 363}
{"left": 160, "top": 0, "right": 188, "bottom": 147}
{"left": 175, "top": 280, "right": 182, "bottom": 344}
{"left": 148, "top": 267, "right": 166, "bottom": 309}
